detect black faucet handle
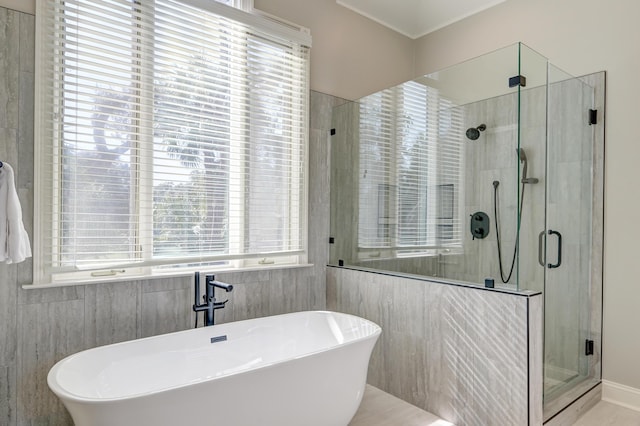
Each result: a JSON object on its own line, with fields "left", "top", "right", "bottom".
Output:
{"left": 213, "top": 299, "right": 228, "bottom": 309}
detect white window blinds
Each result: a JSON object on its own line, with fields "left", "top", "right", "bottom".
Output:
{"left": 358, "top": 81, "right": 463, "bottom": 254}
{"left": 34, "top": 0, "right": 311, "bottom": 284}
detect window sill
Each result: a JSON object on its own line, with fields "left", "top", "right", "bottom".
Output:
{"left": 22, "top": 263, "right": 315, "bottom": 290}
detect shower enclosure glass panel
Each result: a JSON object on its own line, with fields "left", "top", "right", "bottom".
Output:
{"left": 329, "top": 44, "right": 527, "bottom": 288}
{"left": 540, "top": 66, "right": 600, "bottom": 420}
{"left": 328, "top": 42, "right": 603, "bottom": 421}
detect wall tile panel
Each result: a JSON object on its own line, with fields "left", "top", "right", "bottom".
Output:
{"left": 0, "top": 364, "right": 17, "bottom": 425}
{"left": 17, "top": 299, "right": 84, "bottom": 425}
{"left": 84, "top": 282, "right": 140, "bottom": 347}
{"left": 328, "top": 266, "right": 541, "bottom": 426}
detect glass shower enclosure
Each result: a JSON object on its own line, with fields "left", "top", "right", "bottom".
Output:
{"left": 329, "top": 42, "right": 604, "bottom": 420}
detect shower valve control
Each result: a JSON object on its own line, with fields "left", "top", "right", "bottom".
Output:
{"left": 470, "top": 212, "right": 490, "bottom": 240}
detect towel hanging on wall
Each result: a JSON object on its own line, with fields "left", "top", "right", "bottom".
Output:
{"left": 0, "top": 162, "right": 32, "bottom": 264}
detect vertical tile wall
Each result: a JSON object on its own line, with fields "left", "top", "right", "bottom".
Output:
{"left": 457, "top": 89, "right": 546, "bottom": 288}
{"left": 334, "top": 88, "right": 548, "bottom": 288}
{"left": 0, "top": 7, "right": 340, "bottom": 424}
{"left": 327, "top": 265, "right": 543, "bottom": 426}
{"left": 1, "top": 7, "right": 31, "bottom": 425}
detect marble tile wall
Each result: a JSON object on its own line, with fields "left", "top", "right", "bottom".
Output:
{"left": 0, "top": 7, "right": 337, "bottom": 423}
{"left": 435, "top": 86, "right": 550, "bottom": 290}
{"left": 327, "top": 265, "right": 544, "bottom": 426}
{"left": 530, "top": 293, "right": 544, "bottom": 426}
{"left": 1, "top": 8, "right": 32, "bottom": 425}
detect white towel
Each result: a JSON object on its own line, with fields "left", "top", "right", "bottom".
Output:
{"left": 0, "top": 162, "right": 32, "bottom": 264}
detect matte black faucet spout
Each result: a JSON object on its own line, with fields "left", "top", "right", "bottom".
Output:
{"left": 193, "top": 272, "right": 234, "bottom": 327}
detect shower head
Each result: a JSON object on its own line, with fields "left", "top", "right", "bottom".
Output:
{"left": 465, "top": 124, "right": 486, "bottom": 141}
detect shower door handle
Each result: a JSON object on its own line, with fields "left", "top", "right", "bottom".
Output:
{"left": 548, "top": 229, "right": 562, "bottom": 269}
{"left": 538, "top": 231, "right": 545, "bottom": 267}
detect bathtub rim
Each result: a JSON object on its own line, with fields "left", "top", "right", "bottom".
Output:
{"left": 47, "top": 310, "right": 381, "bottom": 404}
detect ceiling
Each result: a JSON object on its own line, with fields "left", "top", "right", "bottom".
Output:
{"left": 336, "top": 0, "right": 508, "bottom": 39}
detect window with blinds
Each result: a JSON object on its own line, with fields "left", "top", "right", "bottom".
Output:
{"left": 358, "top": 81, "right": 463, "bottom": 257}
{"left": 34, "top": 0, "right": 311, "bottom": 284}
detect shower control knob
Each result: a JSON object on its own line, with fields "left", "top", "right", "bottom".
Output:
{"left": 470, "top": 211, "right": 490, "bottom": 239}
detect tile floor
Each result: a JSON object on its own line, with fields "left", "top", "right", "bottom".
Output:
{"left": 349, "top": 385, "right": 453, "bottom": 426}
{"left": 352, "top": 386, "right": 640, "bottom": 425}
{"left": 574, "top": 401, "right": 640, "bottom": 426}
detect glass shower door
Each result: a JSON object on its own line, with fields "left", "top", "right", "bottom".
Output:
{"left": 543, "top": 70, "right": 597, "bottom": 417}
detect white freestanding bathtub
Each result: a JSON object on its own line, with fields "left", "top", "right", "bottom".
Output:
{"left": 48, "top": 310, "right": 381, "bottom": 426}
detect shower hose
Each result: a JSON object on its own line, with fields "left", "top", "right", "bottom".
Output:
{"left": 493, "top": 179, "right": 526, "bottom": 284}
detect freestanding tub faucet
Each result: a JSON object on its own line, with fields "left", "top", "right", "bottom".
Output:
{"left": 193, "top": 273, "right": 234, "bottom": 326}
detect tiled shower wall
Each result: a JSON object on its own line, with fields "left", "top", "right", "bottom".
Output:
{"left": 337, "top": 75, "right": 603, "bottom": 298}
{"left": 327, "top": 266, "right": 543, "bottom": 426}
{"left": 335, "top": 87, "right": 545, "bottom": 286}
{"left": 0, "top": 7, "right": 343, "bottom": 424}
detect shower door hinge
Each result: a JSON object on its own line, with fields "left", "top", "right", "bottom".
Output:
{"left": 508, "top": 75, "right": 527, "bottom": 88}
{"left": 330, "top": 128, "right": 336, "bottom": 136}
{"left": 589, "top": 109, "right": 598, "bottom": 125}
{"left": 329, "top": 237, "right": 335, "bottom": 244}
{"left": 585, "top": 339, "right": 594, "bottom": 356}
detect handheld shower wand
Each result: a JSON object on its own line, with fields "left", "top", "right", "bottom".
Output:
{"left": 518, "top": 148, "right": 539, "bottom": 184}
{"left": 518, "top": 148, "right": 528, "bottom": 181}
{"left": 494, "top": 148, "right": 538, "bottom": 284}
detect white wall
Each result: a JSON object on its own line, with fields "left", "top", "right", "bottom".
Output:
{"left": 0, "top": 0, "right": 32, "bottom": 14}
{"left": 412, "top": 0, "right": 639, "bottom": 392}
{"left": 254, "top": 0, "right": 415, "bottom": 100}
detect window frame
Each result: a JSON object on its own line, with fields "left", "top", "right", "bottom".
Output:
{"left": 33, "top": 0, "right": 311, "bottom": 285}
